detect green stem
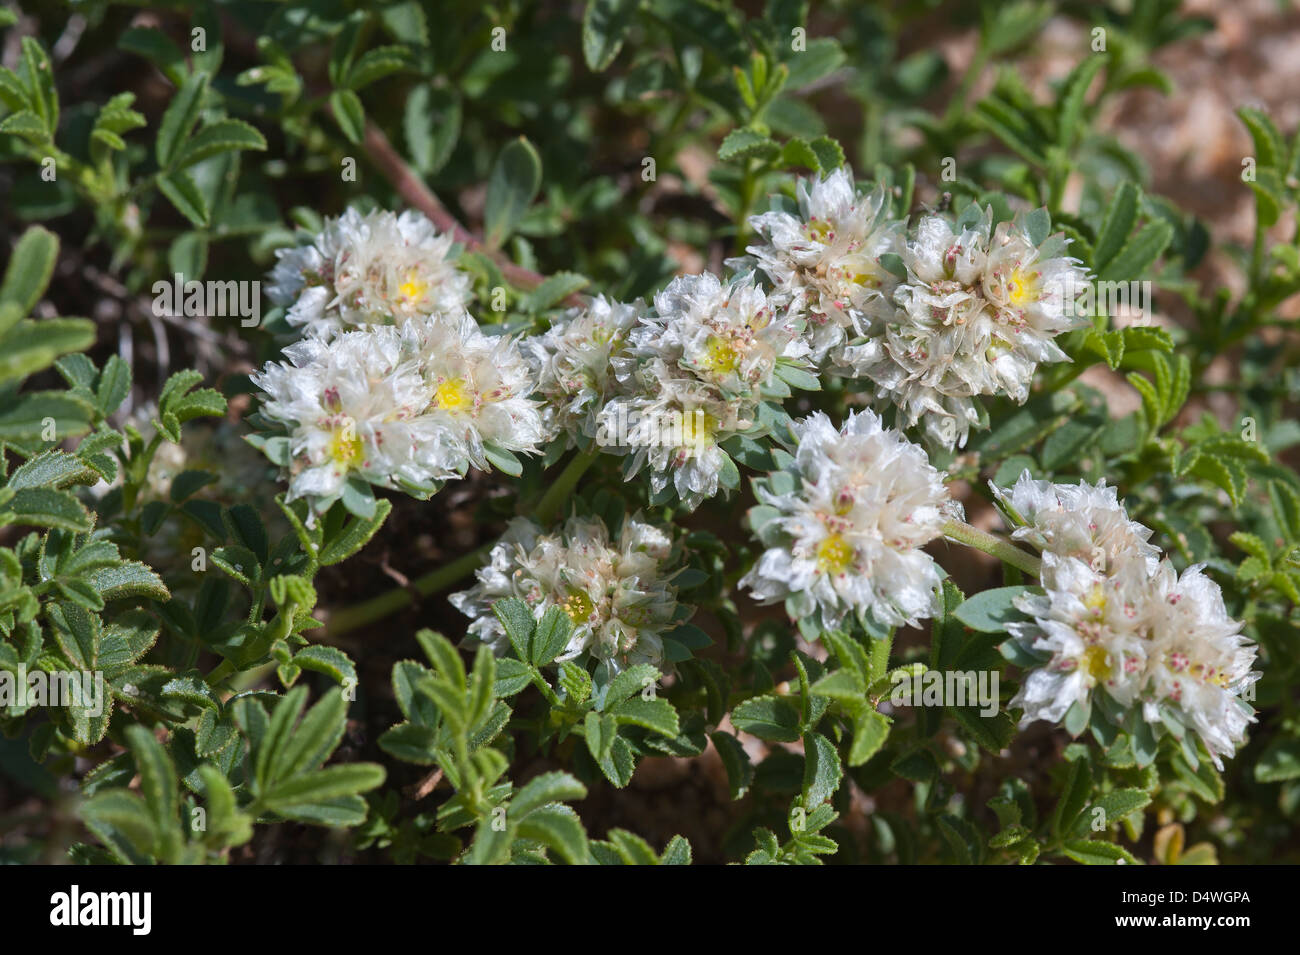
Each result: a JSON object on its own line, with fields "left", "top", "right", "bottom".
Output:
{"left": 532, "top": 448, "right": 600, "bottom": 525}
{"left": 942, "top": 518, "right": 1041, "bottom": 578}
{"left": 326, "top": 542, "right": 493, "bottom": 637}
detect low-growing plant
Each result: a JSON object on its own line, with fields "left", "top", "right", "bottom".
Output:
{"left": 1, "top": 0, "right": 1298, "bottom": 866}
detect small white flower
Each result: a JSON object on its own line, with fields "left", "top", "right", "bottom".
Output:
{"left": 839, "top": 209, "right": 1089, "bottom": 449}
{"left": 1142, "top": 562, "right": 1258, "bottom": 768}
{"left": 450, "top": 515, "right": 682, "bottom": 672}
{"left": 598, "top": 272, "right": 808, "bottom": 510}
{"left": 999, "top": 475, "right": 1259, "bottom": 767}
{"left": 740, "top": 409, "right": 956, "bottom": 631}
{"left": 747, "top": 168, "right": 905, "bottom": 365}
{"left": 253, "top": 314, "right": 543, "bottom": 509}
{"left": 992, "top": 471, "right": 1160, "bottom": 572}
{"left": 406, "top": 312, "right": 546, "bottom": 477}
{"left": 268, "top": 208, "right": 472, "bottom": 339}
{"left": 1008, "top": 553, "right": 1154, "bottom": 724}
{"left": 253, "top": 326, "right": 444, "bottom": 506}
{"left": 523, "top": 295, "right": 645, "bottom": 445}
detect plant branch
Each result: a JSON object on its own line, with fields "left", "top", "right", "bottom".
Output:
{"left": 326, "top": 542, "right": 493, "bottom": 637}
{"left": 355, "top": 120, "right": 583, "bottom": 304}
{"left": 942, "top": 518, "right": 1042, "bottom": 578}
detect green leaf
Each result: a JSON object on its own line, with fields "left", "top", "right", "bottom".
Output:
{"left": 403, "top": 85, "right": 460, "bottom": 176}
{"left": 158, "top": 171, "right": 210, "bottom": 227}
{"left": 1255, "top": 739, "right": 1300, "bottom": 783}
{"left": 156, "top": 72, "right": 208, "bottom": 168}
{"left": 718, "top": 127, "right": 778, "bottom": 162}
{"left": 124, "top": 724, "right": 183, "bottom": 863}
{"left": 801, "top": 732, "right": 842, "bottom": 808}
{"left": 330, "top": 88, "right": 366, "bottom": 144}
{"left": 318, "top": 499, "right": 392, "bottom": 565}
{"left": 1061, "top": 839, "right": 1137, "bottom": 865}
{"left": 1096, "top": 221, "right": 1173, "bottom": 284}
{"left": 1092, "top": 181, "right": 1139, "bottom": 273}
{"left": 485, "top": 138, "right": 542, "bottom": 249}
{"left": 5, "top": 487, "right": 93, "bottom": 531}
{"left": 515, "top": 804, "right": 589, "bottom": 864}
{"left": 522, "top": 272, "right": 589, "bottom": 312}
{"left": 583, "top": 0, "right": 639, "bottom": 72}
{"left": 731, "top": 695, "right": 801, "bottom": 742}
{"left": 1, "top": 225, "right": 58, "bottom": 316}
{"left": 611, "top": 697, "right": 680, "bottom": 737}
{"left": 510, "top": 770, "right": 587, "bottom": 817}
{"left": 173, "top": 118, "right": 267, "bottom": 170}
{"left": 89, "top": 561, "right": 169, "bottom": 602}
{"left": 952, "top": 586, "right": 1033, "bottom": 633}
{"left": 710, "top": 731, "right": 753, "bottom": 799}
{"left": 808, "top": 135, "right": 844, "bottom": 171}
{"left": 845, "top": 708, "right": 889, "bottom": 767}
{"left": 262, "top": 763, "right": 386, "bottom": 812}
{"left": 0, "top": 318, "right": 97, "bottom": 384}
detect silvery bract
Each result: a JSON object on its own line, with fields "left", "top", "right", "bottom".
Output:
{"left": 998, "top": 473, "right": 1259, "bottom": 768}
{"left": 450, "top": 515, "right": 681, "bottom": 672}
{"left": 524, "top": 295, "right": 645, "bottom": 445}
{"left": 598, "top": 271, "right": 809, "bottom": 510}
{"left": 267, "top": 208, "right": 472, "bottom": 339}
{"left": 741, "top": 409, "right": 957, "bottom": 631}
{"left": 746, "top": 168, "right": 904, "bottom": 365}
{"left": 253, "top": 313, "right": 542, "bottom": 510}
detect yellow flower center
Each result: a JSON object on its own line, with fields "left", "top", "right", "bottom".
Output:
{"left": 327, "top": 424, "right": 364, "bottom": 468}
{"left": 700, "top": 336, "right": 741, "bottom": 375}
{"left": 679, "top": 409, "right": 714, "bottom": 447}
{"left": 1083, "top": 583, "right": 1107, "bottom": 615}
{"left": 398, "top": 270, "right": 428, "bottom": 303}
{"left": 1082, "top": 644, "right": 1111, "bottom": 682}
{"left": 1007, "top": 268, "right": 1036, "bottom": 307}
{"left": 561, "top": 589, "right": 594, "bottom": 623}
{"left": 816, "top": 533, "right": 855, "bottom": 574}
{"left": 806, "top": 219, "right": 832, "bottom": 242}
{"left": 433, "top": 378, "right": 473, "bottom": 411}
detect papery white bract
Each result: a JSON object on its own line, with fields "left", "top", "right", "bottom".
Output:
{"left": 598, "top": 271, "right": 808, "bottom": 510}
{"left": 253, "top": 314, "right": 543, "bottom": 509}
{"left": 524, "top": 295, "right": 645, "bottom": 445}
{"left": 253, "top": 326, "right": 442, "bottom": 507}
{"left": 741, "top": 409, "right": 956, "bottom": 631}
{"left": 746, "top": 169, "right": 905, "bottom": 365}
{"left": 267, "top": 208, "right": 472, "bottom": 339}
{"left": 992, "top": 470, "right": 1160, "bottom": 572}
{"left": 998, "top": 475, "right": 1259, "bottom": 768}
{"left": 839, "top": 209, "right": 1090, "bottom": 449}
{"left": 450, "top": 515, "right": 682, "bottom": 672}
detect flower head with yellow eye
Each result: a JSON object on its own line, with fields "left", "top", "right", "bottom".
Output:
{"left": 836, "top": 208, "right": 1090, "bottom": 451}
{"left": 741, "top": 409, "right": 958, "bottom": 632}
{"left": 745, "top": 168, "right": 905, "bottom": 365}
{"left": 997, "top": 476, "right": 1258, "bottom": 769}
{"left": 451, "top": 515, "right": 685, "bottom": 674}
{"left": 270, "top": 207, "right": 472, "bottom": 340}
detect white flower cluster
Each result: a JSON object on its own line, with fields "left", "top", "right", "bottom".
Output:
{"left": 595, "top": 272, "right": 809, "bottom": 509}
{"left": 996, "top": 472, "right": 1259, "bottom": 768}
{"left": 523, "top": 295, "right": 645, "bottom": 445}
{"left": 256, "top": 208, "right": 549, "bottom": 511}
{"left": 741, "top": 409, "right": 959, "bottom": 632}
{"left": 450, "top": 515, "right": 683, "bottom": 672}
{"left": 267, "top": 208, "right": 472, "bottom": 339}
{"left": 746, "top": 169, "right": 1090, "bottom": 449}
